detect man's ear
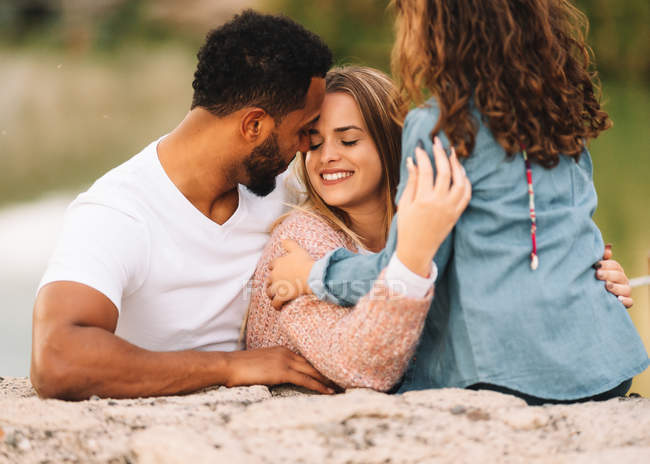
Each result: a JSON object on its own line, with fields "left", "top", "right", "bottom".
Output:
{"left": 241, "top": 108, "right": 274, "bottom": 142}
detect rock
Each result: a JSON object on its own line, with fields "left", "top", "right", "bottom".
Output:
{"left": 17, "top": 437, "right": 31, "bottom": 451}
{"left": 466, "top": 408, "right": 490, "bottom": 421}
{"left": 4, "top": 429, "right": 31, "bottom": 451}
{"left": 501, "top": 408, "right": 550, "bottom": 431}
{"left": 4, "top": 430, "right": 19, "bottom": 447}
{"left": 0, "top": 377, "right": 649, "bottom": 463}
{"left": 271, "top": 385, "right": 319, "bottom": 397}
{"left": 450, "top": 405, "right": 467, "bottom": 415}
{"left": 130, "top": 426, "right": 246, "bottom": 464}
{"left": 89, "top": 395, "right": 101, "bottom": 401}
{"left": 85, "top": 438, "right": 98, "bottom": 451}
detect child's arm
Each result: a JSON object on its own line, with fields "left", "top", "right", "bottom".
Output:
{"left": 308, "top": 222, "right": 396, "bottom": 306}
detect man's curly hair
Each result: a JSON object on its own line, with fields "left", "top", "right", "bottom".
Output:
{"left": 191, "top": 10, "right": 332, "bottom": 121}
{"left": 392, "top": 0, "right": 611, "bottom": 168}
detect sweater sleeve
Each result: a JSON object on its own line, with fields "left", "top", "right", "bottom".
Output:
{"left": 246, "top": 211, "right": 433, "bottom": 392}
{"left": 280, "top": 273, "right": 432, "bottom": 391}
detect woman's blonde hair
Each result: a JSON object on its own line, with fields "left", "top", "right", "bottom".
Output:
{"left": 293, "top": 66, "right": 406, "bottom": 247}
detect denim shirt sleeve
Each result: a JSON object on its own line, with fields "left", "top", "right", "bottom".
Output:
{"left": 308, "top": 106, "right": 454, "bottom": 307}
{"left": 308, "top": 220, "right": 396, "bottom": 306}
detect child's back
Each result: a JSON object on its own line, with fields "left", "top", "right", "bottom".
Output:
{"left": 393, "top": 103, "right": 649, "bottom": 399}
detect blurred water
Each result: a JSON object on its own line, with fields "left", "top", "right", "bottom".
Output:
{"left": 0, "top": 193, "right": 73, "bottom": 376}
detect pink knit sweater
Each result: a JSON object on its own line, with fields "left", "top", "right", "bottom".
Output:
{"left": 246, "top": 210, "right": 434, "bottom": 392}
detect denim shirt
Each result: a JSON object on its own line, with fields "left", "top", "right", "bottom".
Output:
{"left": 308, "top": 100, "right": 649, "bottom": 400}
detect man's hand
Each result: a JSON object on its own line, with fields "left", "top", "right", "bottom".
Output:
{"left": 594, "top": 244, "right": 634, "bottom": 309}
{"left": 224, "top": 346, "right": 335, "bottom": 394}
{"left": 267, "top": 240, "right": 315, "bottom": 309}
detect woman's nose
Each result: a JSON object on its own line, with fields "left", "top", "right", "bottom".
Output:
{"left": 320, "top": 140, "right": 341, "bottom": 163}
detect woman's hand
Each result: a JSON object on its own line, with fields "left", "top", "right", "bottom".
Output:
{"left": 396, "top": 137, "right": 472, "bottom": 277}
{"left": 267, "top": 240, "right": 315, "bottom": 309}
{"left": 595, "top": 244, "right": 634, "bottom": 308}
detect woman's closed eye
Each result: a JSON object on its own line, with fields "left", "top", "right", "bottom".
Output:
{"left": 309, "top": 139, "right": 359, "bottom": 150}
{"left": 309, "top": 134, "right": 324, "bottom": 151}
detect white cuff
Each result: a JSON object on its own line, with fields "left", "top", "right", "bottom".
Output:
{"left": 384, "top": 254, "right": 437, "bottom": 299}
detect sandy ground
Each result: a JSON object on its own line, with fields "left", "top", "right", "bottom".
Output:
{"left": 1, "top": 377, "right": 649, "bottom": 463}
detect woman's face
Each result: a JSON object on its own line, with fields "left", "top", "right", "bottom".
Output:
{"left": 306, "top": 92, "right": 384, "bottom": 211}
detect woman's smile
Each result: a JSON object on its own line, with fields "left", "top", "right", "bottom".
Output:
{"left": 320, "top": 169, "right": 355, "bottom": 185}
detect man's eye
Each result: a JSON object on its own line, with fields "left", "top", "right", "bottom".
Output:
{"left": 342, "top": 140, "right": 359, "bottom": 146}
{"left": 309, "top": 142, "right": 323, "bottom": 150}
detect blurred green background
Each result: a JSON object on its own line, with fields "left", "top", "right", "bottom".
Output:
{"left": 0, "top": 0, "right": 648, "bottom": 392}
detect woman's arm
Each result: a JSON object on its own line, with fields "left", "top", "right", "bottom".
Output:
{"left": 247, "top": 211, "right": 434, "bottom": 391}
{"left": 278, "top": 268, "right": 432, "bottom": 391}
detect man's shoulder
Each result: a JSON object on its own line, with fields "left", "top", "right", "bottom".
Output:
{"left": 72, "top": 139, "right": 159, "bottom": 221}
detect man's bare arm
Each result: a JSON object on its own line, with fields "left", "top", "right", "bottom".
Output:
{"left": 31, "top": 281, "right": 334, "bottom": 400}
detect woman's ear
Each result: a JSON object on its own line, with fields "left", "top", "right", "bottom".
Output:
{"left": 241, "top": 108, "right": 273, "bottom": 142}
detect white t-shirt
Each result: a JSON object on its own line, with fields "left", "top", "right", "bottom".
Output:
{"left": 39, "top": 137, "right": 292, "bottom": 352}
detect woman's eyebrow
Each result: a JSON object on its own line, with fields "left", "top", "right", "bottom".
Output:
{"left": 334, "top": 125, "right": 363, "bottom": 133}
{"left": 309, "top": 125, "right": 363, "bottom": 135}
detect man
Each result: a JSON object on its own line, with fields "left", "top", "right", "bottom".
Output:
{"left": 30, "top": 10, "right": 334, "bottom": 400}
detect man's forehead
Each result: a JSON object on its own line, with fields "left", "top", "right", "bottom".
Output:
{"left": 301, "top": 77, "right": 326, "bottom": 122}
{"left": 295, "top": 103, "right": 322, "bottom": 128}
{"left": 280, "top": 77, "right": 324, "bottom": 127}
{"left": 309, "top": 77, "right": 326, "bottom": 103}
{"left": 303, "top": 114, "right": 320, "bottom": 127}
{"left": 283, "top": 107, "right": 318, "bottom": 129}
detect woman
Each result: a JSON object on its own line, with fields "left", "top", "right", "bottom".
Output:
{"left": 251, "top": 66, "right": 635, "bottom": 393}
{"left": 246, "top": 66, "right": 471, "bottom": 391}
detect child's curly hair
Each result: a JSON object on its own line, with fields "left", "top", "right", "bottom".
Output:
{"left": 392, "top": 0, "right": 611, "bottom": 167}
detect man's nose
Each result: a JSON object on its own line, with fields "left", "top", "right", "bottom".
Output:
{"left": 297, "top": 133, "right": 311, "bottom": 154}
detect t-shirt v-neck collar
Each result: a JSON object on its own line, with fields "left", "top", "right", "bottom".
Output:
{"left": 150, "top": 138, "right": 248, "bottom": 235}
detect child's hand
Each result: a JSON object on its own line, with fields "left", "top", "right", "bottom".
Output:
{"left": 267, "top": 240, "right": 315, "bottom": 309}
{"left": 595, "top": 244, "right": 634, "bottom": 308}
{"left": 396, "top": 137, "right": 471, "bottom": 277}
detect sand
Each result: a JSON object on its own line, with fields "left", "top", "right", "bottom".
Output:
{"left": 1, "top": 376, "right": 649, "bottom": 463}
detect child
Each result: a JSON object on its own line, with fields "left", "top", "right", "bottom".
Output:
{"left": 268, "top": 0, "right": 648, "bottom": 403}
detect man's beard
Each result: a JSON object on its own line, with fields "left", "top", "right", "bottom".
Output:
{"left": 242, "top": 133, "right": 289, "bottom": 197}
